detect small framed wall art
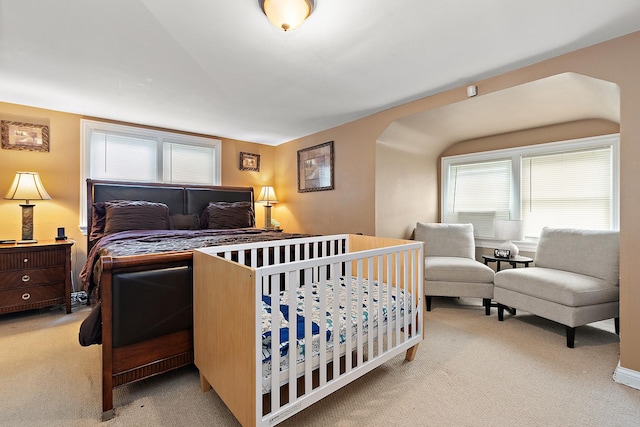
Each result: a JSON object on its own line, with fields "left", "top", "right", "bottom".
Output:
{"left": 239, "top": 152, "right": 260, "bottom": 171}
{"left": 297, "top": 141, "right": 334, "bottom": 192}
{"left": 1, "top": 120, "right": 50, "bottom": 152}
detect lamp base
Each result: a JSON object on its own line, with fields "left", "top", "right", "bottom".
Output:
{"left": 20, "top": 203, "right": 35, "bottom": 242}
{"left": 263, "top": 204, "right": 273, "bottom": 229}
{"left": 18, "top": 239, "right": 38, "bottom": 244}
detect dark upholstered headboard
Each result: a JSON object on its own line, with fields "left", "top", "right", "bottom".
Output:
{"left": 86, "top": 179, "right": 255, "bottom": 251}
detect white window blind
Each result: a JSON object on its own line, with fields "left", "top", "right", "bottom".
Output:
{"left": 444, "top": 159, "right": 512, "bottom": 238}
{"left": 90, "top": 131, "right": 157, "bottom": 181}
{"left": 521, "top": 147, "right": 612, "bottom": 237}
{"left": 163, "top": 142, "right": 215, "bottom": 185}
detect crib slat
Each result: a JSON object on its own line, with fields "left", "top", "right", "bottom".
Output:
{"left": 332, "top": 262, "right": 340, "bottom": 381}
{"left": 344, "top": 260, "right": 353, "bottom": 373}
{"left": 366, "top": 257, "right": 373, "bottom": 361}
{"left": 356, "top": 259, "right": 364, "bottom": 367}
{"left": 304, "top": 267, "right": 313, "bottom": 395}
{"left": 377, "top": 254, "right": 384, "bottom": 356}
{"left": 386, "top": 253, "right": 393, "bottom": 349}
{"left": 269, "top": 274, "right": 279, "bottom": 414}
{"left": 318, "top": 265, "right": 327, "bottom": 388}
{"left": 287, "top": 270, "right": 296, "bottom": 406}
{"left": 403, "top": 250, "right": 410, "bottom": 342}
{"left": 393, "top": 252, "right": 402, "bottom": 345}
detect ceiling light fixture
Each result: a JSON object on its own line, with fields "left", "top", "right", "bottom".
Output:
{"left": 259, "top": 0, "right": 314, "bottom": 32}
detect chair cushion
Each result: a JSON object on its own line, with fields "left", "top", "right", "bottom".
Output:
{"left": 425, "top": 256, "right": 495, "bottom": 284}
{"left": 494, "top": 267, "right": 619, "bottom": 307}
{"left": 415, "top": 222, "right": 475, "bottom": 259}
{"left": 535, "top": 227, "right": 619, "bottom": 285}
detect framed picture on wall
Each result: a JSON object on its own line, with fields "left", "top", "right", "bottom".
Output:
{"left": 1, "top": 121, "right": 50, "bottom": 152}
{"left": 297, "top": 141, "right": 334, "bottom": 192}
{"left": 239, "top": 152, "right": 260, "bottom": 171}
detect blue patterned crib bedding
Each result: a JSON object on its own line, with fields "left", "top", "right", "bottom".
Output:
{"left": 261, "top": 276, "right": 412, "bottom": 393}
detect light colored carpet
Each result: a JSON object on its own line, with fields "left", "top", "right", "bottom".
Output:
{"left": 1, "top": 297, "right": 638, "bottom": 426}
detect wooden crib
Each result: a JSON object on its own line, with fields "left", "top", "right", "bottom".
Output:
{"left": 193, "top": 234, "right": 424, "bottom": 426}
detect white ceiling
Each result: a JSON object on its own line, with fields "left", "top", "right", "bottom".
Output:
{"left": 1, "top": 0, "right": 639, "bottom": 146}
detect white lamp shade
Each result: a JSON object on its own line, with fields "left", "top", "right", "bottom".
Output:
{"left": 257, "top": 186, "right": 279, "bottom": 205}
{"left": 260, "top": 0, "right": 314, "bottom": 31}
{"left": 494, "top": 219, "right": 523, "bottom": 241}
{"left": 4, "top": 171, "right": 51, "bottom": 203}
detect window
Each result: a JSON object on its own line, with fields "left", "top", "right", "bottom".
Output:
{"left": 441, "top": 134, "right": 619, "bottom": 243}
{"left": 444, "top": 159, "right": 512, "bottom": 238}
{"left": 80, "top": 119, "right": 221, "bottom": 232}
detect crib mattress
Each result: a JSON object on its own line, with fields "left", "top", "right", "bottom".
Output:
{"left": 260, "top": 276, "right": 413, "bottom": 393}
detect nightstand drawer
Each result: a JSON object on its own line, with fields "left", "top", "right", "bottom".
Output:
{"left": 0, "top": 283, "right": 65, "bottom": 312}
{"left": 0, "top": 248, "right": 66, "bottom": 270}
{"left": 0, "top": 266, "right": 65, "bottom": 289}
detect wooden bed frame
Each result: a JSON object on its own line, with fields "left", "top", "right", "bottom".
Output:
{"left": 85, "top": 179, "right": 256, "bottom": 420}
{"left": 193, "top": 234, "right": 424, "bottom": 426}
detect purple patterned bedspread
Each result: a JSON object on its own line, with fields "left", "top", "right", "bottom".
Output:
{"left": 80, "top": 228, "right": 307, "bottom": 294}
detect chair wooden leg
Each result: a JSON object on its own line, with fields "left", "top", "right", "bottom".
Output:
{"left": 483, "top": 298, "right": 491, "bottom": 315}
{"left": 615, "top": 317, "right": 620, "bottom": 335}
{"left": 497, "top": 304, "right": 504, "bottom": 321}
{"left": 566, "top": 326, "right": 576, "bottom": 348}
{"left": 426, "top": 296, "right": 432, "bottom": 312}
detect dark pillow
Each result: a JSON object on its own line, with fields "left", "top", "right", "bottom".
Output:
{"left": 170, "top": 213, "right": 200, "bottom": 230}
{"left": 202, "top": 201, "right": 255, "bottom": 229}
{"left": 103, "top": 200, "right": 170, "bottom": 234}
{"left": 89, "top": 202, "right": 107, "bottom": 241}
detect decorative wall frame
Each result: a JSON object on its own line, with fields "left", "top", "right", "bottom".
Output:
{"left": 297, "top": 141, "right": 334, "bottom": 192}
{"left": 239, "top": 152, "right": 260, "bottom": 171}
{"left": 1, "top": 121, "right": 50, "bottom": 152}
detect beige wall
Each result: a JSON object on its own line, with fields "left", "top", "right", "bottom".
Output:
{"left": 375, "top": 142, "right": 435, "bottom": 239}
{"left": 276, "top": 32, "right": 640, "bottom": 374}
{"left": 273, "top": 124, "right": 380, "bottom": 236}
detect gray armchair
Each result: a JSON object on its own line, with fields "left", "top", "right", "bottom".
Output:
{"left": 415, "top": 222, "right": 495, "bottom": 314}
{"left": 494, "top": 227, "right": 620, "bottom": 347}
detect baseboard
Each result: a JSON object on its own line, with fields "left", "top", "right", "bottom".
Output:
{"left": 613, "top": 361, "right": 640, "bottom": 391}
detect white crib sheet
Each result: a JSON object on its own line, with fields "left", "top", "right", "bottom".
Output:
{"left": 260, "top": 276, "right": 412, "bottom": 393}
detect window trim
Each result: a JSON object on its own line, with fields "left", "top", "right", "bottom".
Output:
{"left": 79, "top": 119, "right": 222, "bottom": 234}
{"left": 441, "top": 133, "right": 620, "bottom": 252}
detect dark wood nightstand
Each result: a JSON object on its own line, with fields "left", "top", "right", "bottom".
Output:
{"left": 0, "top": 240, "right": 74, "bottom": 315}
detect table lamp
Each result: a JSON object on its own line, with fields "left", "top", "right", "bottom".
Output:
{"left": 257, "top": 185, "right": 278, "bottom": 229}
{"left": 4, "top": 171, "right": 51, "bottom": 244}
{"left": 494, "top": 219, "right": 523, "bottom": 258}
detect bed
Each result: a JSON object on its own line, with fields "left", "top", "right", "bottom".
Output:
{"left": 79, "top": 179, "right": 310, "bottom": 420}
{"left": 193, "top": 234, "right": 424, "bottom": 426}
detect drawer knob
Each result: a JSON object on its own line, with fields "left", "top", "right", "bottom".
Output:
{"left": 24, "top": 258, "right": 28, "bottom": 263}
{"left": 21, "top": 275, "right": 30, "bottom": 282}
{"left": 22, "top": 292, "right": 31, "bottom": 301}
